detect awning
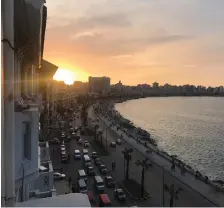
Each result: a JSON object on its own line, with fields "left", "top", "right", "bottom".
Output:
{"left": 39, "top": 59, "right": 58, "bottom": 80}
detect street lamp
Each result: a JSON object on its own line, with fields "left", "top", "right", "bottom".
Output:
{"left": 103, "top": 126, "right": 110, "bottom": 148}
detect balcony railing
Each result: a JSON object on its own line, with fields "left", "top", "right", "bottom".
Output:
{"left": 39, "top": 142, "right": 50, "bottom": 162}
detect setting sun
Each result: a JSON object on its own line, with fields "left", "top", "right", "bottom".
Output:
{"left": 53, "top": 68, "right": 76, "bottom": 85}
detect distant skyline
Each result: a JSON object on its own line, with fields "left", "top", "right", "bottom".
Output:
{"left": 45, "top": 0, "right": 224, "bottom": 87}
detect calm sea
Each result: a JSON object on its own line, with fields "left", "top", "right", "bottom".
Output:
{"left": 115, "top": 97, "right": 224, "bottom": 180}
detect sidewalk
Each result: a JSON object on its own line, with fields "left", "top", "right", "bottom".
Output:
{"left": 98, "top": 112, "right": 224, "bottom": 207}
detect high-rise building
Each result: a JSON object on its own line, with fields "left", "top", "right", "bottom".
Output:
{"left": 88, "top": 76, "right": 111, "bottom": 95}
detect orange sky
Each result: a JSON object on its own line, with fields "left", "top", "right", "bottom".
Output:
{"left": 44, "top": 0, "right": 224, "bottom": 86}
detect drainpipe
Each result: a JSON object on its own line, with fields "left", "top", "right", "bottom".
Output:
{"left": 1, "top": 0, "right": 16, "bottom": 206}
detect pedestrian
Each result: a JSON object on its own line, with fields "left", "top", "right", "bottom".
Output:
{"left": 68, "top": 176, "right": 71, "bottom": 186}
{"left": 171, "top": 163, "right": 175, "bottom": 171}
{"left": 195, "top": 171, "right": 199, "bottom": 179}
{"left": 112, "top": 161, "right": 116, "bottom": 171}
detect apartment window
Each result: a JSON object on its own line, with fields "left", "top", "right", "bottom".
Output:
{"left": 23, "top": 121, "right": 31, "bottom": 160}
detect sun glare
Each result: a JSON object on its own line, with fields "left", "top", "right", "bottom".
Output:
{"left": 53, "top": 68, "right": 76, "bottom": 85}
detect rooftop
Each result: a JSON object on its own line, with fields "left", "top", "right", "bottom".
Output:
{"left": 16, "top": 193, "right": 91, "bottom": 207}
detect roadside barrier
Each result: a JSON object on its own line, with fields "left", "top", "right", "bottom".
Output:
{"left": 97, "top": 113, "right": 221, "bottom": 207}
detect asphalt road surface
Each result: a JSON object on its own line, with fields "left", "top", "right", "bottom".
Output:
{"left": 88, "top": 106, "right": 217, "bottom": 207}
{"left": 49, "top": 118, "right": 135, "bottom": 207}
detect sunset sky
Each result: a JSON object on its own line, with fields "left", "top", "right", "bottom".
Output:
{"left": 45, "top": 0, "right": 224, "bottom": 86}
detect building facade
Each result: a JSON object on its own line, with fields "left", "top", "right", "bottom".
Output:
{"left": 89, "top": 76, "right": 111, "bottom": 95}
{"left": 1, "top": 0, "right": 47, "bottom": 205}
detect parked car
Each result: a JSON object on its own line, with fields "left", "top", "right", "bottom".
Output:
{"left": 99, "top": 164, "right": 108, "bottom": 174}
{"left": 92, "top": 152, "right": 98, "bottom": 159}
{"left": 66, "top": 134, "right": 72, "bottom": 141}
{"left": 71, "top": 131, "right": 76, "bottom": 137}
{"left": 61, "top": 132, "right": 66, "bottom": 139}
{"left": 49, "top": 138, "right": 60, "bottom": 144}
{"left": 60, "top": 146, "right": 66, "bottom": 151}
{"left": 69, "top": 127, "right": 74, "bottom": 132}
{"left": 84, "top": 141, "right": 90, "bottom": 148}
{"left": 77, "top": 139, "right": 83, "bottom": 145}
{"left": 53, "top": 172, "right": 66, "bottom": 180}
{"left": 114, "top": 189, "right": 126, "bottom": 201}
{"left": 88, "top": 191, "right": 96, "bottom": 207}
{"left": 95, "top": 158, "right": 103, "bottom": 166}
{"left": 104, "top": 176, "right": 115, "bottom": 188}
{"left": 116, "top": 139, "right": 122, "bottom": 145}
{"left": 74, "top": 126, "right": 79, "bottom": 133}
{"left": 87, "top": 166, "right": 95, "bottom": 176}
{"left": 110, "top": 142, "right": 116, "bottom": 148}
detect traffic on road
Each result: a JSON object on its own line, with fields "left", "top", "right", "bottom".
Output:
{"left": 48, "top": 105, "right": 136, "bottom": 207}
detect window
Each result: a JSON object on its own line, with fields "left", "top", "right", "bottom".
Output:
{"left": 23, "top": 122, "right": 31, "bottom": 160}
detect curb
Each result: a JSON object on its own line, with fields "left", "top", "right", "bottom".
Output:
{"left": 99, "top": 158, "right": 137, "bottom": 206}
{"left": 119, "top": 181, "right": 151, "bottom": 201}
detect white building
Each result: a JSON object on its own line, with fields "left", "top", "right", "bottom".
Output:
{"left": 89, "top": 76, "right": 111, "bottom": 95}
{"left": 2, "top": 0, "right": 91, "bottom": 206}
{"left": 2, "top": 0, "right": 47, "bottom": 206}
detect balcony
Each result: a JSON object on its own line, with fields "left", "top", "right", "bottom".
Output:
{"left": 39, "top": 142, "right": 50, "bottom": 162}
{"left": 29, "top": 161, "right": 55, "bottom": 199}
{"left": 15, "top": 105, "right": 39, "bottom": 189}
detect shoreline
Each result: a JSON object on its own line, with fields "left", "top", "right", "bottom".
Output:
{"left": 98, "top": 100, "right": 224, "bottom": 190}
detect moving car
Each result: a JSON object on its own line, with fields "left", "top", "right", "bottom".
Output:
{"left": 77, "top": 169, "right": 87, "bottom": 182}
{"left": 88, "top": 191, "right": 96, "bottom": 207}
{"left": 49, "top": 138, "right": 60, "bottom": 144}
{"left": 116, "top": 139, "right": 122, "bottom": 145}
{"left": 99, "top": 164, "right": 108, "bottom": 174}
{"left": 60, "top": 132, "right": 66, "bottom": 139}
{"left": 82, "top": 149, "right": 88, "bottom": 155}
{"left": 92, "top": 152, "right": 98, "bottom": 159}
{"left": 94, "top": 176, "right": 105, "bottom": 192}
{"left": 74, "top": 126, "right": 79, "bottom": 133}
{"left": 99, "top": 194, "right": 111, "bottom": 207}
{"left": 84, "top": 141, "right": 90, "bottom": 148}
{"left": 87, "top": 166, "right": 95, "bottom": 176}
{"left": 74, "top": 150, "right": 81, "bottom": 160}
{"left": 77, "top": 179, "right": 88, "bottom": 194}
{"left": 83, "top": 155, "right": 91, "bottom": 167}
{"left": 114, "top": 189, "right": 126, "bottom": 201}
{"left": 95, "top": 158, "right": 103, "bottom": 166}
{"left": 104, "top": 176, "right": 115, "bottom": 188}
{"left": 77, "top": 139, "right": 83, "bottom": 145}
{"left": 53, "top": 172, "right": 66, "bottom": 180}
{"left": 110, "top": 142, "right": 116, "bottom": 148}
{"left": 60, "top": 145, "right": 66, "bottom": 151}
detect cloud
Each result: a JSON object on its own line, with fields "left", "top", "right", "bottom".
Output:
{"left": 69, "top": 31, "right": 190, "bottom": 56}
{"left": 44, "top": 0, "right": 224, "bottom": 86}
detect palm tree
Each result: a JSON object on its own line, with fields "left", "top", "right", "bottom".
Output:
{"left": 164, "top": 184, "right": 182, "bottom": 207}
{"left": 135, "top": 158, "right": 152, "bottom": 198}
{"left": 99, "top": 131, "right": 103, "bottom": 145}
{"left": 122, "top": 148, "right": 133, "bottom": 180}
{"left": 94, "top": 124, "right": 99, "bottom": 141}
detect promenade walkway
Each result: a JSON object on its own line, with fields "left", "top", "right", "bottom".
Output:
{"left": 89, "top": 106, "right": 224, "bottom": 207}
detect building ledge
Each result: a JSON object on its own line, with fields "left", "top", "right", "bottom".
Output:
{"left": 16, "top": 193, "right": 91, "bottom": 207}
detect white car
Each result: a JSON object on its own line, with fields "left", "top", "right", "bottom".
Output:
{"left": 84, "top": 141, "right": 90, "bottom": 148}
{"left": 61, "top": 146, "right": 66, "bottom": 151}
{"left": 116, "top": 139, "right": 122, "bottom": 145}
{"left": 53, "top": 172, "right": 66, "bottom": 180}
{"left": 74, "top": 150, "right": 81, "bottom": 159}
{"left": 78, "top": 139, "right": 83, "bottom": 144}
